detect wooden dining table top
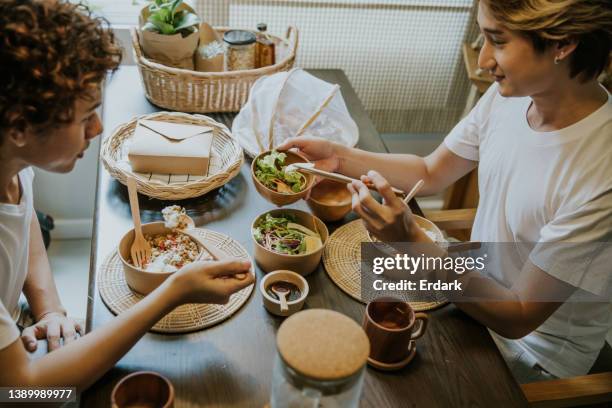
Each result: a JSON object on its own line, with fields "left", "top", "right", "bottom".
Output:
{"left": 82, "top": 65, "right": 528, "bottom": 407}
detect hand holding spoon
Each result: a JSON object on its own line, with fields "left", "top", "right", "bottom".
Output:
{"left": 166, "top": 211, "right": 249, "bottom": 281}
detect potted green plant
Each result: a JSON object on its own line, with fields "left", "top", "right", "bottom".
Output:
{"left": 139, "top": 0, "right": 200, "bottom": 69}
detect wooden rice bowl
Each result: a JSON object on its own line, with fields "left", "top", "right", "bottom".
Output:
{"left": 118, "top": 222, "right": 204, "bottom": 295}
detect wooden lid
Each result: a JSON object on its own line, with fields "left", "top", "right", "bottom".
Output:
{"left": 276, "top": 309, "right": 370, "bottom": 381}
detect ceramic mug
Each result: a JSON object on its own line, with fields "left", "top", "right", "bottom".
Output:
{"left": 111, "top": 371, "right": 174, "bottom": 408}
{"left": 362, "top": 297, "right": 428, "bottom": 364}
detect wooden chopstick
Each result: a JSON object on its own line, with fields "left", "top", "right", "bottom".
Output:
{"left": 295, "top": 85, "right": 340, "bottom": 137}
{"left": 291, "top": 163, "right": 406, "bottom": 196}
{"left": 402, "top": 179, "right": 424, "bottom": 205}
{"left": 189, "top": 233, "right": 249, "bottom": 280}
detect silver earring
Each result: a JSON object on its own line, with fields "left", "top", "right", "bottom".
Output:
{"left": 554, "top": 54, "right": 563, "bottom": 65}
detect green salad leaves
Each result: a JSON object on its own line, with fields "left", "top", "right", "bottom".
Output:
{"left": 253, "top": 214, "right": 322, "bottom": 255}
{"left": 255, "top": 151, "right": 307, "bottom": 194}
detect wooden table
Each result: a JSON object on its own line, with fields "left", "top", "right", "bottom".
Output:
{"left": 83, "top": 66, "right": 528, "bottom": 407}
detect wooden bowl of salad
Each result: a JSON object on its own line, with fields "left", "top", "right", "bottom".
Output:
{"left": 118, "top": 222, "right": 206, "bottom": 295}
{"left": 252, "top": 209, "right": 329, "bottom": 276}
{"left": 251, "top": 150, "right": 316, "bottom": 206}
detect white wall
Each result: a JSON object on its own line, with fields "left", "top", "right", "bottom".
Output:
{"left": 33, "top": 137, "right": 100, "bottom": 239}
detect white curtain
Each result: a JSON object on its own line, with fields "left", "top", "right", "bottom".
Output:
{"left": 195, "top": 0, "right": 479, "bottom": 133}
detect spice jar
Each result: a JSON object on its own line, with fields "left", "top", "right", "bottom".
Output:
{"left": 271, "top": 309, "right": 370, "bottom": 408}
{"left": 223, "top": 30, "right": 256, "bottom": 71}
{"left": 256, "top": 23, "right": 275, "bottom": 68}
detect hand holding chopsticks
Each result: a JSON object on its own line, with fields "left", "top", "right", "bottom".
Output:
{"left": 347, "top": 170, "right": 425, "bottom": 242}
{"left": 286, "top": 162, "right": 406, "bottom": 196}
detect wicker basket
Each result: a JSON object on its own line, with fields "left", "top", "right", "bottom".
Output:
{"left": 101, "top": 112, "right": 243, "bottom": 200}
{"left": 131, "top": 26, "right": 298, "bottom": 113}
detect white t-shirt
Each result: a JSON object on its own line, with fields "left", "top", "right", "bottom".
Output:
{"left": 445, "top": 83, "right": 612, "bottom": 378}
{"left": 0, "top": 167, "right": 34, "bottom": 350}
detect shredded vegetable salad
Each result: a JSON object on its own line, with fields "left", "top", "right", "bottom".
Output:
{"left": 255, "top": 151, "right": 307, "bottom": 194}
{"left": 253, "top": 214, "right": 322, "bottom": 255}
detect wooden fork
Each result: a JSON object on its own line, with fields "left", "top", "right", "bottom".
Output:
{"left": 127, "top": 177, "right": 152, "bottom": 268}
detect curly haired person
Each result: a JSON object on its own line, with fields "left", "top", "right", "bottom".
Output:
{"left": 0, "top": 0, "right": 253, "bottom": 389}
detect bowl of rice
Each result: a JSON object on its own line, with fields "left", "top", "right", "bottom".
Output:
{"left": 118, "top": 222, "right": 209, "bottom": 295}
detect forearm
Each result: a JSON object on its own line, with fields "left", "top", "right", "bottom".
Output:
{"left": 336, "top": 145, "right": 438, "bottom": 195}
{"left": 452, "top": 279, "right": 530, "bottom": 339}
{"left": 410, "top": 228, "right": 551, "bottom": 339}
{"left": 13, "top": 278, "right": 180, "bottom": 390}
{"left": 22, "top": 277, "right": 63, "bottom": 320}
{"left": 22, "top": 214, "right": 64, "bottom": 319}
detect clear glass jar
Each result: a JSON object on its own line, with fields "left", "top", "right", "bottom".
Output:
{"left": 271, "top": 309, "right": 369, "bottom": 408}
{"left": 223, "top": 30, "right": 256, "bottom": 71}
{"left": 271, "top": 352, "right": 366, "bottom": 408}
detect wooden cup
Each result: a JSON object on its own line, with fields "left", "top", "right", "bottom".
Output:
{"left": 362, "top": 297, "right": 428, "bottom": 364}
{"left": 111, "top": 371, "right": 174, "bottom": 408}
{"left": 306, "top": 179, "right": 352, "bottom": 222}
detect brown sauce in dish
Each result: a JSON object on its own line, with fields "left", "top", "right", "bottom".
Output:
{"left": 266, "top": 281, "right": 302, "bottom": 301}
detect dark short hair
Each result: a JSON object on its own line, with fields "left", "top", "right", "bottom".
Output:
{"left": 526, "top": 30, "right": 611, "bottom": 82}
{"left": 0, "top": 0, "right": 122, "bottom": 137}
{"left": 483, "top": 0, "right": 612, "bottom": 82}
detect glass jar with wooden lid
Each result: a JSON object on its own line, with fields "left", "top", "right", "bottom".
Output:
{"left": 271, "top": 309, "right": 370, "bottom": 407}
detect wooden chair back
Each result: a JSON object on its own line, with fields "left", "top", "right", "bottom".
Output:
{"left": 439, "top": 169, "right": 479, "bottom": 240}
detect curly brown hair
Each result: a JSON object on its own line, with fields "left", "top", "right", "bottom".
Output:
{"left": 0, "top": 0, "right": 122, "bottom": 138}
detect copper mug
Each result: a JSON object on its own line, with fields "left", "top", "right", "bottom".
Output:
{"left": 362, "top": 297, "right": 429, "bottom": 363}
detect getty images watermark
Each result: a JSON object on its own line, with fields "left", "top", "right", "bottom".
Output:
{"left": 360, "top": 241, "right": 612, "bottom": 303}
{"left": 370, "top": 250, "right": 488, "bottom": 292}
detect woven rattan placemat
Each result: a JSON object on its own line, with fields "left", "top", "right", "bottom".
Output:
{"left": 98, "top": 228, "right": 254, "bottom": 333}
{"left": 323, "top": 220, "right": 447, "bottom": 312}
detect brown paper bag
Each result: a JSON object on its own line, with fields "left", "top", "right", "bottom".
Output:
{"left": 196, "top": 53, "right": 224, "bottom": 72}
{"left": 195, "top": 22, "right": 224, "bottom": 72}
{"left": 198, "top": 22, "right": 219, "bottom": 44}
{"left": 139, "top": 4, "right": 199, "bottom": 70}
